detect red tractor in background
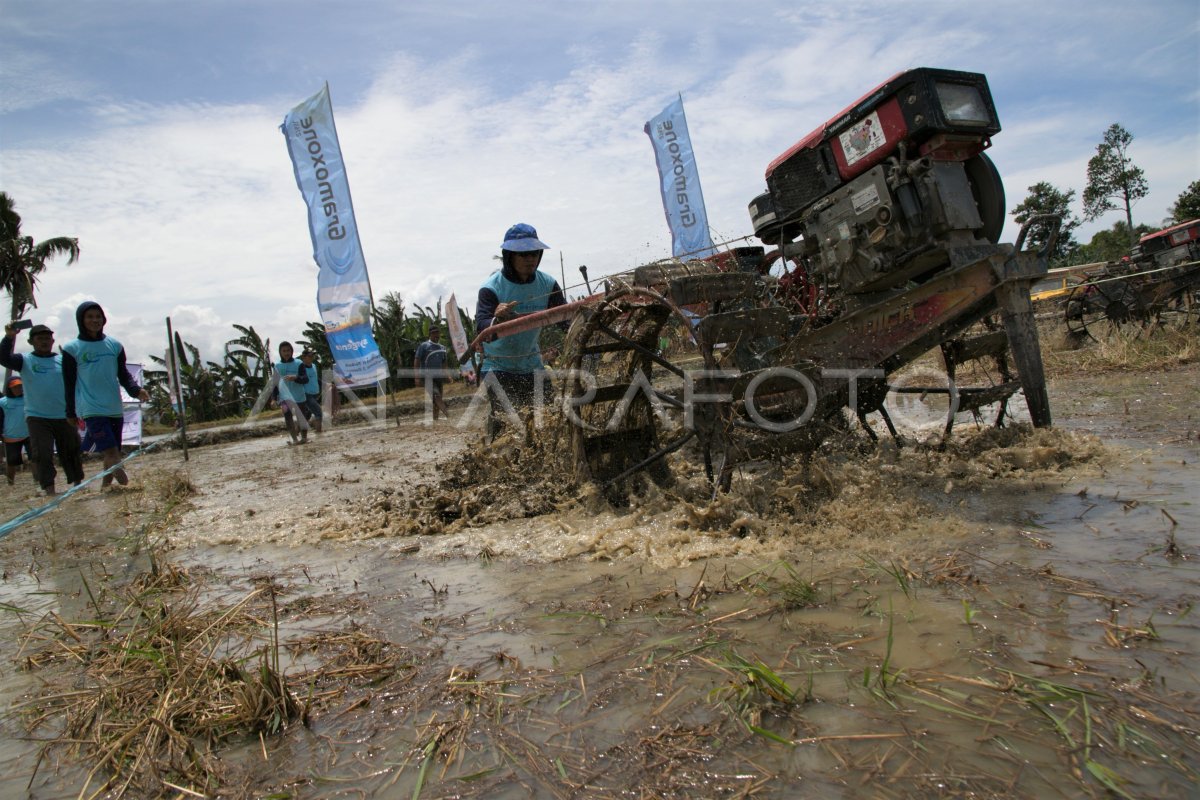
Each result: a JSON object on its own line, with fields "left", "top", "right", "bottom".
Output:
{"left": 1064, "top": 218, "right": 1200, "bottom": 339}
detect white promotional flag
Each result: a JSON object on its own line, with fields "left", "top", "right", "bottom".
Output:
{"left": 445, "top": 294, "right": 470, "bottom": 360}
{"left": 122, "top": 363, "right": 144, "bottom": 445}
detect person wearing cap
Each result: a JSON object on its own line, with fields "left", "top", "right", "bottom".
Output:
{"left": 0, "top": 376, "right": 32, "bottom": 486}
{"left": 271, "top": 341, "right": 310, "bottom": 444}
{"left": 62, "top": 301, "right": 150, "bottom": 489}
{"left": 0, "top": 322, "right": 84, "bottom": 495}
{"left": 475, "top": 223, "right": 566, "bottom": 436}
{"left": 413, "top": 325, "right": 450, "bottom": 421}
{"left": 298, "top": 348, "right": 323, "bottom": 433}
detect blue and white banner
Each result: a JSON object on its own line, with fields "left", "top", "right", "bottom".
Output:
{"left": 644, "top": 97, "right": 716, "bottom": 261}
{"left": 281, "top": 84, "right": 389, "bottom": 387}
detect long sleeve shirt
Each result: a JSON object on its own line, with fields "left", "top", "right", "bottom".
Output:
{"left": 61, "top": 335, "right": 143, "bottom": 418}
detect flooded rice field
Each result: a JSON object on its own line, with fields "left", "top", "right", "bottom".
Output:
{"left": 0, "top": 363, "right": 1196, "bottom": 798}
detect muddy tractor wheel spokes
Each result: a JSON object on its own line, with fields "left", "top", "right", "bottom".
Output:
{"left": 563, "top": 288, "right": 723, "bottom": 490}
{"left": 934, "top": 321, "right": 1021, "bottom": 440}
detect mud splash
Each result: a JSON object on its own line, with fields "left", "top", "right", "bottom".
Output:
{"left": 386, "top": 420, "right": 1107, "bottom": 570}
{"left": 146, "top": 409, "right": 1112, "bottom": 571}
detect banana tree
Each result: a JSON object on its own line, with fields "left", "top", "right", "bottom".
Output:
{"left": 149, "top": 337, "right": 222, "bottom": 422}
{"left": 371, "top": 291, "right": 408, "bottom": 377}
{"left": 300, "top": 320, "right": 332, "bottom": 367}
{"left": 225, "top": 324, "right": 272, "bottom": 401}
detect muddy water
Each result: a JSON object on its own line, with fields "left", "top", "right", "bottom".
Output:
{"left": 0, "top": 488, "right": 155, "bottom": 799}
{"left": 0, "top": 365, "right": 1197, "bottom": 798}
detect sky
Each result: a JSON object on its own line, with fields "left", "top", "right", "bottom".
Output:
{"left": 2, "top": 0, "right": 1198, "bottom": 367}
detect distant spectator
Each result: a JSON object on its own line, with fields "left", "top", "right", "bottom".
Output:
{"left": 1, "top": 323, "right": 83, "bottom": 495}
{"left": 0, "top": 377, "right": 32, "bottom": 486}
{"left": 413, "top": 326, "right": 450, "bottom": 421}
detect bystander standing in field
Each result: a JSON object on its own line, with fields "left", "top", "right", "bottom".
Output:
{"left": 413, "top": 326, "right": 450, "bottom": 421}
{"left": 62, "top": 301, "right": 149, "bottom": 489}
{"left": 0, "top": 377, "right": 32, "bottom": 486}
{"left": 0, "top": 323, "right": 84, "bottom": 495}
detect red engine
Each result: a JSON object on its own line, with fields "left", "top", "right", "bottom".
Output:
{"left": 749, "top": 68, "right": 1007, "bottom": 298}
{"left": 1138, "top": 218, "right": 1200, "bottom": 256}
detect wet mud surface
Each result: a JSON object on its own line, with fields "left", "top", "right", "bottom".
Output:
{"left": 0, "top": 362, "right": 1196, "bottom": 798}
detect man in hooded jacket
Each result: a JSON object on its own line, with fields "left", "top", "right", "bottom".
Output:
{"left": 62, "top": 301, "right": 149, "bottom": 488}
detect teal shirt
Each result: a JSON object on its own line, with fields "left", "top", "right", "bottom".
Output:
{"left": 303, "top": 365, "right": 320, "bottom": 397}
{"left": 274, "top": 360, "right": 307, "bottom": 403}
{"left": 17, "top": 353, "right": 68, "bottom": 419}
{"left": 62, "top": 336, "right": 128, "bottom": 418}
{"left": 0, "top": 396, "right": 29, "bottom": 440}
{"left": 480, "top": 269, "right": 559, "bottom": 374}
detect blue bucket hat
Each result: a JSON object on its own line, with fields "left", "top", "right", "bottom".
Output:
{"left": 501, "top": 223, "right": 550, "bottom": 252}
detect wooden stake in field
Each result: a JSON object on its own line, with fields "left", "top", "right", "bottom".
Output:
{"left": 165, "top": 316, "right": 189, "bottom": 462}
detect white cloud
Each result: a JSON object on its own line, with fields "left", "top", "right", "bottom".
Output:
{"left": 0, "top": 49, "right": 96, "bottom": 113}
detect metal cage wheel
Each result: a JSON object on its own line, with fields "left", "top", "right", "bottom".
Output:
{"left": 561, "top": 288, "right": 725, "bottom": 491}
{"left": 1064, "top": 279, "right": 1140, "bottom": 341}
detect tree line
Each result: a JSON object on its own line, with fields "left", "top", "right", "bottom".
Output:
{"left": 1012, "top": 123, "right": 1199, "bottom": 266}
{"left": 142, "top": 293, "right": 476, "bottom": 424}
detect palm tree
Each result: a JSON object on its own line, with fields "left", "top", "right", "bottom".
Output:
{"left": 211, "top": 358, "right": 248, "bottom": 417}
{"left": 140, "top": 364, "right": 173, "bottom": 421}
{"left": 0, "top": 192, "right": 80, "bottom": 321}
{"left": 300, "top": 321, "right": 332, "bottom": 367}
{"left": 220, "top": 351, "right": 258, "bottom": 410}
{"left": 222, "top": 323, "right": 278, "bottom": 413}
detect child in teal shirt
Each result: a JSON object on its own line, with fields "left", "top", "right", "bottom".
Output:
{"left": 272, "top": 341, "right": 310, "bottom": 444}
{"left": 0, "top": 377, "right": 31, "bottom": 485}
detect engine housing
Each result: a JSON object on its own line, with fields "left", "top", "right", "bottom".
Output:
{"left": 751, "top": 68, "right": 1005, "bottom": 295}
